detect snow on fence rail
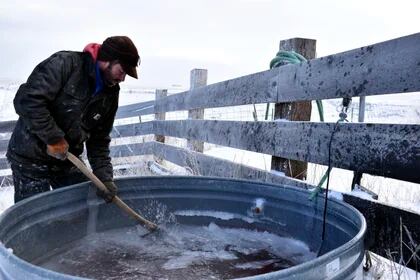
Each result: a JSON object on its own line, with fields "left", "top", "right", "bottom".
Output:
{"left": 156, "top": 34, "right": 420, "bottom": 113}
{"left": 0, "top": 33, "right": 419, "bottom": 269}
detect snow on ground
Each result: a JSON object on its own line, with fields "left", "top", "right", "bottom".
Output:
{"left": 204, "top": 146, "right": 272, "bottom": 171}
{"left": 0, "top": 187, "right": 13, "bottom": 215}
{"left": 364, "top": 253, "right": 420, "bottom": 280}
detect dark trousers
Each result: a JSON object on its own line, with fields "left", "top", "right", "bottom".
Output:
{"left": 11, "top": 162, "right": 87, "bottom": 203}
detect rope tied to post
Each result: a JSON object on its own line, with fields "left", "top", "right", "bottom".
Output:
{"left": 270, "top": 50, "right": 307, "bottom": 68}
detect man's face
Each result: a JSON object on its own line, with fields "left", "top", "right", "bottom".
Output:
{"left": 102, "top": 61, "right": 126, "bottom": 87}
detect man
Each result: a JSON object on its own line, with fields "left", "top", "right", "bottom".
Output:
{"left": 7, "top": 36, "right": 140, "bottom": 203}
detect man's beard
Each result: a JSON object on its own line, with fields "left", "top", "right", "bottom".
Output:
{"left": 102, "top": 64, "right": 118, "bottom": 87}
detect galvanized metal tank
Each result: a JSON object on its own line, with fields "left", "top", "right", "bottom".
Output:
{"left": 0, "top": 176, "right": 365, "bottom": 279}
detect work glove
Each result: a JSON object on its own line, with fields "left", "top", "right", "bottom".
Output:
{"left": 96, "top": 181, "right": 118, "bottom": 203}
{"left": 46, "top": 138, "right": 69, "bottom": 160}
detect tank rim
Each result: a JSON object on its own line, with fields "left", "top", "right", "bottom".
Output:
{"left": 0, "top": 175, "right": 366, "bottom": 280}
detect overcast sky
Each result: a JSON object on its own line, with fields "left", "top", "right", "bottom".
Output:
{"left": 1, "top": 0, "right": 419, "bottom": 89}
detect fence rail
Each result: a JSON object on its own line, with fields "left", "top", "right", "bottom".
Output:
{"left": 115, "top": 100, "right": 155, "bottom": 118}
{"left": 106, "top": 120, "right": 419, "bottom": 183}
{"left": 154, "top": 33, "right": 420, "bottom": 113}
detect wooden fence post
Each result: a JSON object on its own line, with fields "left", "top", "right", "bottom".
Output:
{"left": 352, "top": 95, "right": 366, "bottom": 189}
{"left": 187, "top": 69, "right": 208, "bottom": 152}
{"left": 154, "top": 89, "right": 167, "bottom": 143}
{"left": 271, "top": 38, "right": 316, "bottom": 180}
{"left": 358, "top": 96, "right": 366, "bottom": 123}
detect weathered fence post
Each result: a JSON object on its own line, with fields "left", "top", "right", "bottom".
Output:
{"left": 358, "top": 96, "right": 366, "bottom": 123}
{"left": 271, "top": 38, "right": 316, "bottom": 180}
{"left": 187, "top": 69, "right": 208, "bottom": 152}
{"left": 154, "top": 89, "right": 167, "bottom": 143}
{"left": 352, "top": 96, "right": 366, "bottom": 189}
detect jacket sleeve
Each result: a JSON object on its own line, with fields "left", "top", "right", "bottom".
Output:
{"left": 86, "top": 100, "right": 118, "bottom": 182}
{"left": 14, "top": 52, "right": 74, "bottom": 144}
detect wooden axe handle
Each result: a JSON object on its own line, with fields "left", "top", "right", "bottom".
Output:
{"left": 67, "top": 152, "right": 157, "bottom": 231}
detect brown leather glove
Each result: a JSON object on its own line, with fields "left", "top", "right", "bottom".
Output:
{"left": 96, "top": 181, "right": 118, "bottom": 203}
{"left": 46, "top": 138, "right": 69, "bottom": 160}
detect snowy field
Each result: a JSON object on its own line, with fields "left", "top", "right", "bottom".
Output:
{"left": 0, "top": 80, "right": 419, "bottom": 279}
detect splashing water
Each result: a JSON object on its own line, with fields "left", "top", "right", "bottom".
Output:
{"left": 35, "top": 222, "right": 316, "bottom": 279}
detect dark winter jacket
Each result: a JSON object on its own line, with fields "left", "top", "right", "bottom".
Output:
{"left": 7, "top": 51, "right": 119, "bottom": 182}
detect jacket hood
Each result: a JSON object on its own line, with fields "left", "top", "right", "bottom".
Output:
{"left": 83, "top": 43, "right": 101, "bottom": 62}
